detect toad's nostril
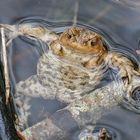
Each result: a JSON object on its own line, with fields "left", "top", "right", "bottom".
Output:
{"left": 70, "top": 27, "right": 79, "bottom": 35}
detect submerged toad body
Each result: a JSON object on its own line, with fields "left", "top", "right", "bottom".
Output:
{"left": 2, "top": 24, "right": 140, "bottom": 133}
{"left": 14, "top": 26, "right": 140, "bottom": 101}
{"left": 16, "top": 26, "right": 109, "bottom": 103}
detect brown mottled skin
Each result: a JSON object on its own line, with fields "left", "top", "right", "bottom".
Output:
{"left": 59, "top": 27, "right": 105, "bottom": 54}
{"left": 50, "top": 27, "right": 140, "bottom": 90}
{"left": 51, "top": 27, "right": 106, "bottom": 69}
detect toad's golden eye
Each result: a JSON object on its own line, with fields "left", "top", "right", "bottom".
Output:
{"left": 90, "top": 40, "right": 97, "bottom": 46}
{"left": 89, "top": 37, "right": 99, "bottom": 47}
{"left": 66, "top": 33, "right": 72, "bottom": 39}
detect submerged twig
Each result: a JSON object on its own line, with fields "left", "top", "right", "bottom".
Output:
{"left": 1, "top": 28, "right": 10, "bottom": 104}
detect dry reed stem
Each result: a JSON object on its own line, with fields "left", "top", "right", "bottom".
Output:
{"left": 1, "top": 27, "right": 10, "bottom": 104}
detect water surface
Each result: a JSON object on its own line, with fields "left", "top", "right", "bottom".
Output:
{"left": 1, "top": 0, "right": 140, "bottom": 139}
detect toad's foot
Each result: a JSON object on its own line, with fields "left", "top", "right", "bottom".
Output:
{"left": 15, "top": 75, "right": 57, "bottom": 100}
{"left": 60, "top": 80, "right": 125, "bottom": 127}
{"left": 15, "top": 75, "right": 57, "bottom": 128}
{"left": 0, "top": 23, "right": 58, "bottom": 45}
{"left": 22, "top": 118, "right": 67, "bottom": 140}
{"left": 125, "top": 75, "right": 140, "bottom": 99}
{"left": 105, "top": 52, "right": 140, "bottom": 89}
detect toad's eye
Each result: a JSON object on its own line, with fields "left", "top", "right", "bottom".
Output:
{"left": 91, "top": 40, "right": 97, "bottom": 46}
{"left": 90, "top": 38, "right": 98, "bottom": 47}
{"left": 66, "top": 33, "right": 72, "bottom": 39}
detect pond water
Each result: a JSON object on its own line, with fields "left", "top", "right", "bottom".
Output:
{"left": 1, "top": 0, "right": 140, "bottom": 140}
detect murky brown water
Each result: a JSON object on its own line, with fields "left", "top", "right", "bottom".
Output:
{"left": 1, "top": 0, "right": 140, "bottom": 139}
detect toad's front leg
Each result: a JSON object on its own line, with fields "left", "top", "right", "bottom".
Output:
{"left": 104, "top": 52, "right": 140, "bottom": 88}
{"left": 15, "top": 75, "right": 57, "bottom": 100}
{"left": 0, "top": 24, "right": 58, "bottom": 45}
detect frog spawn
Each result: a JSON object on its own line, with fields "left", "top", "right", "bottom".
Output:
{"left": 1, "top": 24, "right": 140, "bottom": 139}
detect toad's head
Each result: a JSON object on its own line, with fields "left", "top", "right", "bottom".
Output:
{"left": 50, "top": 27, "right": 106, "bottom": 68}
{"left": 59, "top": 27, "right": 106, "bottom": 54}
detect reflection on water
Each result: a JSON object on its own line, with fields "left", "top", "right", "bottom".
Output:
{"left": 1, "top": 0, "right": 140, "bottom": 139}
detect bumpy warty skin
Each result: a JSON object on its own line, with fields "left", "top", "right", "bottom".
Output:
{"left": 13, "top": 26, "right": 140, "bottom": 132}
